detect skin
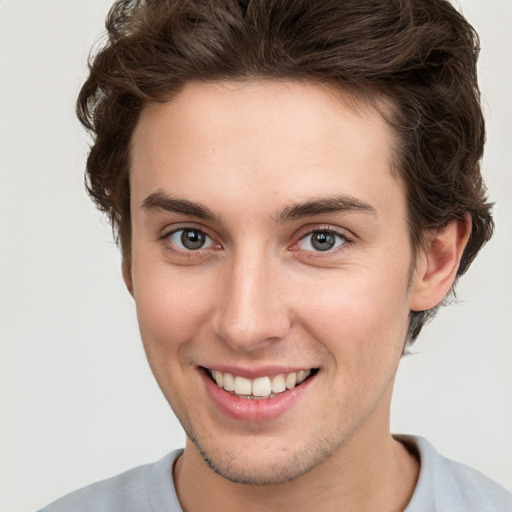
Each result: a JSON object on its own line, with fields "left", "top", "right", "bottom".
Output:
{"left": 124, "top": 80, "right": 470, "bottom": 512}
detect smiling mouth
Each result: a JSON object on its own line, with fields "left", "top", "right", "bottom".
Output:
{"left": 204, "top": 368, "right": 319, "bottom": 399}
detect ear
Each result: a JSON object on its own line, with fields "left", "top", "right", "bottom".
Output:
{"left": 122, "top": 259, "right": 134, "bottom": 297}
{"left": 410, "top": 215, "right": 471, "bottom": 311}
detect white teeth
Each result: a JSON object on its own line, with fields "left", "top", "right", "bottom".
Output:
{"left": 213, "top": 370, "right": 223, "bottom": 387}
{"left": 223, "top": 373, "right": 235, "bottom": 391}
{"left": 285, "top": 372, "right": 297, "bottom": 389}
{"left": 234, "top": 376, "right": 252, "bottom": 395}
{"left": 297, "top": 369, "right": 311, "bottom": 384}
{"left": 271, "top": 374, "right": 286, "bottom": 393}
{"left": 252, "top": 377, "right": 272, "bottom": 397}
{"left": 209, "top": 368, "right": 314, "bottom": 398}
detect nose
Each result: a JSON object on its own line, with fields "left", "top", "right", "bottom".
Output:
{"left": 211, "top": 249, "right": 291, "bottom": 352}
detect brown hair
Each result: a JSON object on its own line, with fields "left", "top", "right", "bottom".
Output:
{"left": 77, "top": 0, "right": 494, "bottom": 343}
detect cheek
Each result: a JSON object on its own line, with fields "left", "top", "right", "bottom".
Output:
{"left": 296, "top": 266, "right": 411, "bottom": 362}
{"left": 132, "top": 263, "right": 215, "bottom": 353}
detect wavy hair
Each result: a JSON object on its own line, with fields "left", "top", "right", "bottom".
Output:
{"left": 77, "top": 0, "right": 494, "bottom": 344}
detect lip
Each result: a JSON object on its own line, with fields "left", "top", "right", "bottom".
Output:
{"left": 199, "top": 366, "right": 316, "bottom": 423}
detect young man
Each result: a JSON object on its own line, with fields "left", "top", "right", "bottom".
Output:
{"left": 39, "top": 0, "right": 512, "bottom": 510}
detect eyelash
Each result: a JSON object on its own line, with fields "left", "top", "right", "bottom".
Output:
{"left": 160, "top": 225, "right": 352, "bottom": 257}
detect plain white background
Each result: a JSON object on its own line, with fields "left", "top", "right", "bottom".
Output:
{"left": 0, "top": 1, "right": 510, "bottom": 510}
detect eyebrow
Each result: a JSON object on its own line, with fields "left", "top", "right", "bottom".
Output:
{"left": 141, "top": 190, "right": 218, "bottom": 220}
{"left": 141, "top": 190, "right": 376, "bottom": 223}
{"left": 277, "top": 195, "right": 377, "bottom": 223}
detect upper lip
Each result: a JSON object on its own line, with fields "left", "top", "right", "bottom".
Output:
{"left": 200, "top": 365, "right": 317, "bottom": 379}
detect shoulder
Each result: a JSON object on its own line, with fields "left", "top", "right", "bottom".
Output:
{"left": 398, "top": 435, "right": 512, "bottom": 512}
{"left": 37, "top": 450, "right": 183, "bottom": 512}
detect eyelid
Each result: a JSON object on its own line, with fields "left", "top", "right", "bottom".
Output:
{"left": 160, "top": 221, "right": 213, "bottom": 240}
{"left": 295, "top": 223, "right": 353, "bottom": 241}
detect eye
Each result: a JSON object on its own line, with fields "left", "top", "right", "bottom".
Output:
{"left": 297, "top": 229, "right": 347, "bottom": 252}
{"left": 167, "top": 228, "right": 216, "bottom": 251}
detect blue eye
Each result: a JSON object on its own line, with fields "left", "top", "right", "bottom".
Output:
{"left": 168, "top": 228, "right": 215, "bottom": 251}
{"left": 297, "top": 230, "right": 346, "bottom": 252}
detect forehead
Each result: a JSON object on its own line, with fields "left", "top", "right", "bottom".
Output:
{"left": 130, "top": 80, "right": 404, "bottom": 224}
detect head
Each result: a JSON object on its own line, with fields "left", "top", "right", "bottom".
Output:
{"left": 78, "top": 0, "right": 493, "bottom": 346}
{"left": 77, "top": 0, "right": 493, "bottom": 487}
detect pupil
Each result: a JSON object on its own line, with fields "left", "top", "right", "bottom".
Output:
{"left": 312, "top": 232, "right": 335, "bottom": 251}
{"left": 181, "top": 229, "right": 205, "bottom": 250}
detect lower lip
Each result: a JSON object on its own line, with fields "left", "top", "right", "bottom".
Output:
{"left": 201, "top": 369, "right": 314, "bottom": 423}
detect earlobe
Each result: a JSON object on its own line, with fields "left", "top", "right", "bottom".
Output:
{"left": 122, "top": 259, "right": 134, "bottom": 297}
{"left": 411, "top": 215, "right": 471, "bottom": 312}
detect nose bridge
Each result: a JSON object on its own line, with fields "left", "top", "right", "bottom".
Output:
{"left": 213, "top": 243, "right": 289, "bottom": 350}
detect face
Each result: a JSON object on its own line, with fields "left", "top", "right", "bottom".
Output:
{"left": 128, "top": 81, "right": 417, "bottom": 484}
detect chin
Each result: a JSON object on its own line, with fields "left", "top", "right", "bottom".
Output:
{"left": 187, "top": 429, "right": 339, "bottom": 486}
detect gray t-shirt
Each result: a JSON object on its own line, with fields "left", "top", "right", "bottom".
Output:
{"left": 38, "top": 436, "right": 512, "bottom": 511}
